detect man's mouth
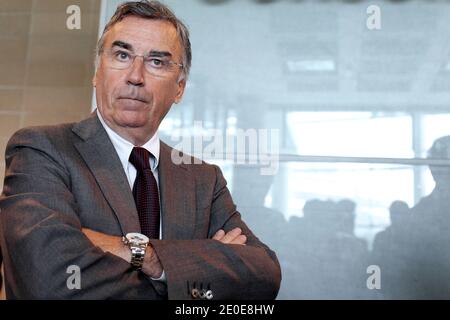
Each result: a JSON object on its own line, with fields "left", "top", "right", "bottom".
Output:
{"left": 118, "top": 96, "right": 148, "bottom": 103}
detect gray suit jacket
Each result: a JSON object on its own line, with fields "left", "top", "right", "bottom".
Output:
{"left": 0, "top": 113, "right": 281, "bottom": 299}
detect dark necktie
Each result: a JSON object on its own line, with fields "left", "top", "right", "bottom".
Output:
{"left": 129, "top": 147, "right": 160, "bottom": 239}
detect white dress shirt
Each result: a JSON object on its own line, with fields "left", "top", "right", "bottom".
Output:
{"left": 97, "top": 109, "right": 166, "bottom": 282}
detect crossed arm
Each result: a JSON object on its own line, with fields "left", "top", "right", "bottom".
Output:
{"left": 82, "top": 227, "right": 247, "bottom": 278}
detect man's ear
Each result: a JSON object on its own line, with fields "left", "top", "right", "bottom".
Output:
{"left": 174, "top": 79, "right": 186, "bottom": 104}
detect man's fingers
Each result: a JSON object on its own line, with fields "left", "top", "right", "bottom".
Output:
{"left": 213, "top": 228, "right": 247, "bottom": 245}
{"left": 220, "top": 227, "right": 242, "bottom": 244}
{"left": 212, "top": 229, "right": 225, "bottom": 240}
{"left": 233, "top": 234, "right": 247, "bottom": 245}
{"left": 82, "top": 228, "right": 93, "bottom": 238}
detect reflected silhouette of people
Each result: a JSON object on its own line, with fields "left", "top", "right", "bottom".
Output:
{"left": 412, "top": 136, "right": 450, "bottom": 226}
{"left": 407, "top": 136, "right": 450, "bottom": 298}
{"left": 231, "top": 165, "right": 289, "bottom": 297}
{"left": 336, "top": 199, "right": 356, "bottom": 236}
{"left": 285, "top": 198, "right": 369, "bottom": 299}
{"left": 232, "top": 165, "right": 287, "bottom": 247}
{"left": 373, "top": 200, "right": 410, "bottom": 254}
{"left": 371, "top": 200, "right": 410, "bottom": 298}
{"left": 373, "top": 136, "right": 450, "bottom": 299}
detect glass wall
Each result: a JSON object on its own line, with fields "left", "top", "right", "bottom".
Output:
{"left": 101, "top": 0, "right": 450, "bottom": 299}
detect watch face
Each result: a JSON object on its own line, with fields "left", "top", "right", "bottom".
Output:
{"left": 126, "top": 232, "right": 149, "bottom": 245}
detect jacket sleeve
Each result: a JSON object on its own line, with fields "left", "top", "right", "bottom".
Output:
{"left": 149, "top": 164, "right": 282, "bottom": 300}
{"left": 0, "top": 128, "right": 165, "bottom": 299}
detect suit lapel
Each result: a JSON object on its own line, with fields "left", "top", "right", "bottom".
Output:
{"left": 72, "top": 113, "right": 140, "bottom": 234}
{"left": 158, "top": 142, "right": 196, "bottom": 240}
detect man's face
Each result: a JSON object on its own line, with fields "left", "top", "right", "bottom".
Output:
{"left": 94, "top": 16, "right": 186, "bottom": 143}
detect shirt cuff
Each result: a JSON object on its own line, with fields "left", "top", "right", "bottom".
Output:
{"left": 150, "top": 270, "right": 166, "bottom": 282}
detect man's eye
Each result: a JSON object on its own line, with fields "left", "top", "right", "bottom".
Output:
{"left": 114, "top": 51, "right": 130, "bottom": 61}
{"left": 147, "top": 58, "right": 167, "bottom": 68}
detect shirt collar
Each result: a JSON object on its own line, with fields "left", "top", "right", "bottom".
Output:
{"left": 96, "top": 109, "right": 160, "bottom": 171}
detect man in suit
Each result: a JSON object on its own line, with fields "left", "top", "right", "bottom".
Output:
{"left": 0, "top": 0, "right": 281, "bottom": 299}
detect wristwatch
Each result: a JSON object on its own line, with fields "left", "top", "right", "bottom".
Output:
{"left": 122, "top": 232, "right": 149, "bottom": 269}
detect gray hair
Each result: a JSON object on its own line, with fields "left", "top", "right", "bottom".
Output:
{"left": 95, "top": 0, "right": 191, "bottom": 81}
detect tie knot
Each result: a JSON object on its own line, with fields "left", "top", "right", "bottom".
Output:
{"left": 129, "top": 147, "right": 152, "bottom": 171}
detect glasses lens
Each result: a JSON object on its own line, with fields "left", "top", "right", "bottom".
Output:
{"left": 144, "top": 58, "right": 176, "bottom": 77}
{"left": 105, "top": 49, "right": 181, "bottom": 77}
{"left": 106, "top": 49, "right": 131, "bottom": 69}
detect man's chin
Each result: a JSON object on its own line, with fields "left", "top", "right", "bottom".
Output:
{"left": 120, "top": 119, "right": 148, "bottom": 128}
{"left": 114, "top": 113, "right": 149, "bottom": 128}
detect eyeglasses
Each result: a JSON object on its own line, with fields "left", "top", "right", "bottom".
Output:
{"left": 103, "top": 48, "right": 183, "bottom": 77}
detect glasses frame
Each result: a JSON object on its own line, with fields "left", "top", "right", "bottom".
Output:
{"left": 102, "top": 47, "right": 184, "bottom": 77}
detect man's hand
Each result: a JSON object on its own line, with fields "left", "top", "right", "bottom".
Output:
{"left": 82, "top": 228, "right": 130, "bottom": 262}
{"left": 141, "top": 246, "right": 163, "bottom": 279}
{"left": 212, "top": 227, "right": 247, "bottom": 245}
{"left": 82, "top": 228, "right": 162, "bottom": 278}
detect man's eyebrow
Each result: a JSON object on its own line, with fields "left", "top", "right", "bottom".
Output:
{"left": 148, "top": 50, "right": 173, "bottom": 58}
{"left": 110, "top": 42, "right": 173, "bottom": 58}
{"left": 111, "top": 40, "right": 133, "bottom": 51}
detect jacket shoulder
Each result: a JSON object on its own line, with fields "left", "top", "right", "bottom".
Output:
{"left": 8, "top": 122, "right": 76, "bottom": 145}
{"left": 5, "top": 122, "right": 79, "bottom": 162}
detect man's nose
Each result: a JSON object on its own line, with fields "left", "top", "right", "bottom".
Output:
{"left": 126, "top": 56, "right": 145, "bottom": 86}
